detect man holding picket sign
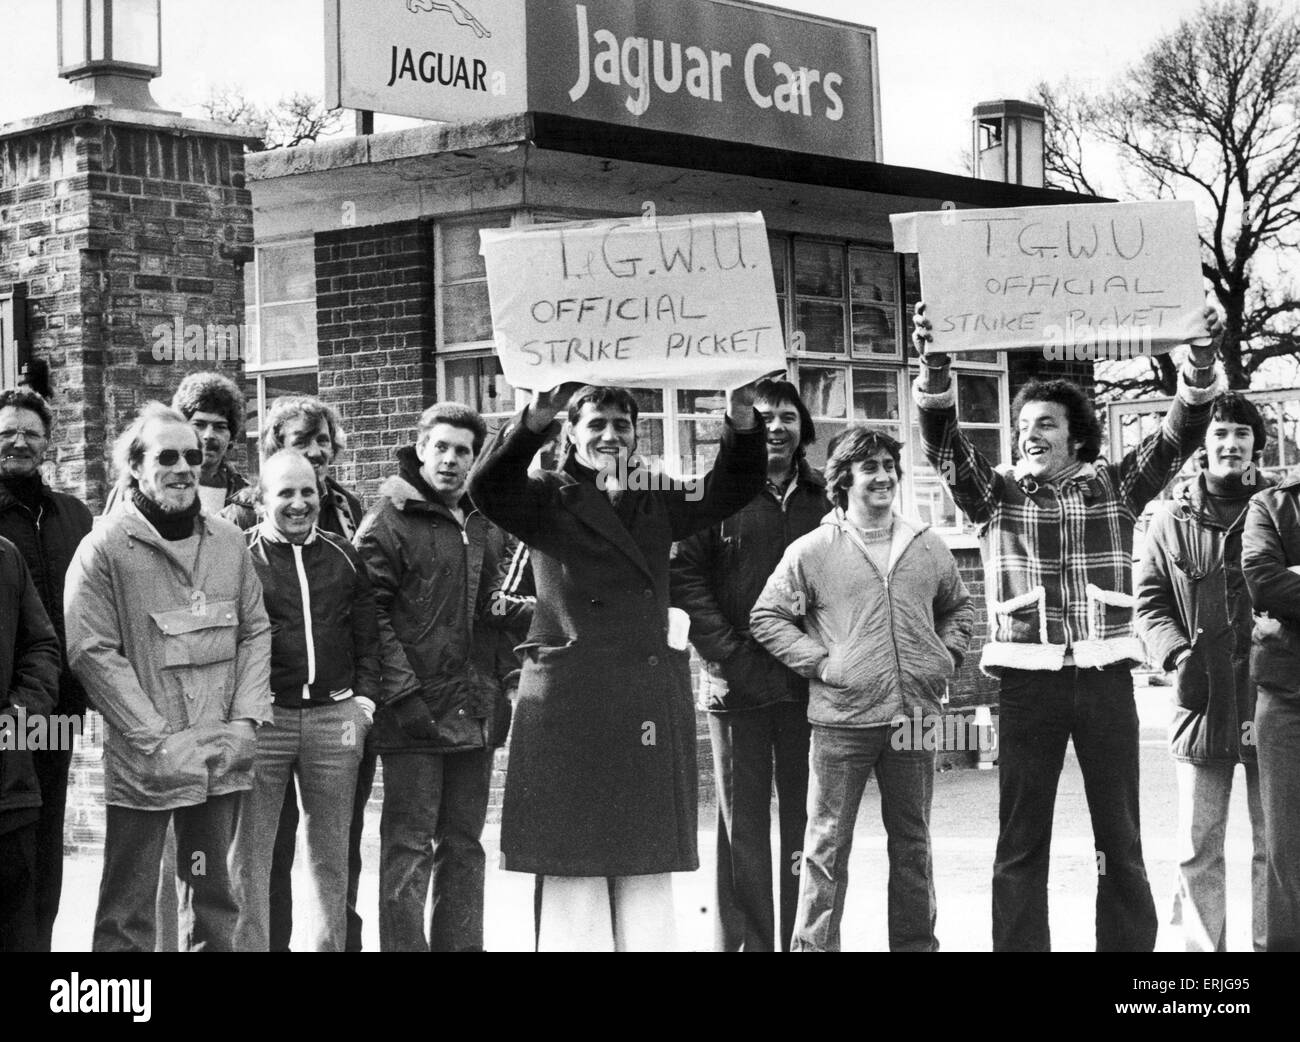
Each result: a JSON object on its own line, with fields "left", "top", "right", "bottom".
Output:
{"left": 912, "top": 301, "right": 1223, "bottom": 951}
{"left": 469, "top": 380, "right": 767, "bottom": 951}
{"left": 895, "top": 197, "right": 1226, "bottom": 952}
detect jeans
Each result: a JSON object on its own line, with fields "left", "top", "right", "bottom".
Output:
{"left": 31, "top": 744, "right": 73, "bottom": 951}
{"left": 793, "top": 723, "right": 937, "bottom": 952}
{"left": 1256, "top": 685, "right": 1300, "bottom": 951}
{"left": 233, "top": 700, "right": 369, "bottom": 951}
{"left": 710, "top": 702, "right": 810, "bottom": 952}
{"left": 0, "top": 822, "right": 37, "bottom": 952}
{"left": 269, "top": 733, "right": 377, "bottom": 951}
{"left": 1171, "top": 760, "right": 1266, "bottom": 952}
{"left": 94, "top": 793, "right": 241, "bottom": 952}
{"left": 992, "top": 667, "right": 1157, "bottom": 952}
{"left": 378, "top": 748, "right": 493, "bottom": 951}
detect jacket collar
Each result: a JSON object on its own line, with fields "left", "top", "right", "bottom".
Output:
{"left": 554, "top": 444, "right": 654, "bottom": 581}
{"left": 379, "top": 448, "right": 478, "bottom": 524}
{"left": 0, "top": 473, "right": 58, "bottom": 514}
{"left": 254, "top": 518, "right": 319, "bottom": 545}
{"left": 821, "top": 507, "right": 928, "bottom": 575}
{"left": 1171, "top": 470, "right": 1274, "bottom": 528}
{"left": 1011, "top": 458, "right": 1100, "bottom": 496}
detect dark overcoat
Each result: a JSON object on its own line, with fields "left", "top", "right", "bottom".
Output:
{"left": 469, "top": 411, "right": 765, "bottom": 876}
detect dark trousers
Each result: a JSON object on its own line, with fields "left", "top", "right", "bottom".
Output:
{"left": 1256, "top": 685, "right": 1300, "bottom": 951}
{"left": 95, "top": 794, "right": 241, "bottom": 952}
{"left": 709, "top": 701, "right": 810, "bottom": 951}
{"left": 32, "top": 744, "right": 73, "bottom": 951}
{"left": 0, "top": 822, "right": 38, "bottom": 952}
{"left": 269, "top": 737, "right": 378, "bottom": 951}
{"left": 378, "top": 748, "right": 493, "bottom": 952}
{"left": 992, "top": 667, "right": 1157, "bottom": 952}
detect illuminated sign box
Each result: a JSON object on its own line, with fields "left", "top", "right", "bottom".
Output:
{"left": 325, "top": 0, "right": 881, "bottom": 163}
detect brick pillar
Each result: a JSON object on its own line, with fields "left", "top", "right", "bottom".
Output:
{"left": 315, "top": 221, "right": 437, "bottom": 502}
{"left": 0, "top": 107, "right": 259, "bottom": 510}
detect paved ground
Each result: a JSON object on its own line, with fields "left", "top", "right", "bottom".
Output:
{"left": 52, "top": 684, "right": 1261, "bottom": 952}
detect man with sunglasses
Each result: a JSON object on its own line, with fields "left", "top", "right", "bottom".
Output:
{"left": 65, "top": 402, "right": 271, "bottom": 951}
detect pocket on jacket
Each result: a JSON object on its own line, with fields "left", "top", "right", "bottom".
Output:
{"left": 1174, "top": 648, "right": 1211, "bottom": 714}
{"left": 149, "top": 599, "right": 239, "bottom": 668}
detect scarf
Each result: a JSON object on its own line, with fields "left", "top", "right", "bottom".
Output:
{"left": 131, "top": 487, "right": 201, "bottom": 541}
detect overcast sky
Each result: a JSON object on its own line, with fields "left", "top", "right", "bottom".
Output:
{"left": 0, "top": 0, "right": 1215, "bottom": 179}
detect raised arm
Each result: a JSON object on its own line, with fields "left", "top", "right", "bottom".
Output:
{"left": 911, "top": 304, "right": 1002, "bottom": 525}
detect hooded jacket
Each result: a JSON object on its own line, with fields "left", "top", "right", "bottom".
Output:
{"left": 354, "top": 446, "right": 517, "bottom": 753}
{"left": 750, "top": 509, "right": 973, "bottom": 728}
{"left": 64, "top": 503, "right": 273, "bottom": 810}
{"left": 1136, "top": 473, "right": 1270, "bottom": 764}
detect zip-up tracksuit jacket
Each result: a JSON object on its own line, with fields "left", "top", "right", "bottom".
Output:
{"left": 245, "top": 522, "right": 380, "bottom": 708}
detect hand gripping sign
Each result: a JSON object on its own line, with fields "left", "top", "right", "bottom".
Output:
{"left": 480, "top": 212, "right": 785, "bottom": 390}
{"left": 890, "top": 200, "right": 1206, "bottom": 356}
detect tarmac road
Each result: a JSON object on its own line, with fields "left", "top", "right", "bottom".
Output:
{"left": 51, "top": 683, "right": 1261, "bottom": 952}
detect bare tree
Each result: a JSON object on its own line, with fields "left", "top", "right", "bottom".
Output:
{"left": 1034, "top": 80, "right": 1104, "bottom": 199}
{"left": 1037, "top": 0, "right": 1300, "bottom": 396}
{"left": 197, "top": 87, "right": 344, "bottom": 151}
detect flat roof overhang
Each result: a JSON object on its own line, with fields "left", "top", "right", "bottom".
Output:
{"left": 245, "top": 112, "right": 1109, "bottom": 237}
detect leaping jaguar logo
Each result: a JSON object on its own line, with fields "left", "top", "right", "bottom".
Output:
{"left": 406, "top": 0, "right": 491, "bottom": 39}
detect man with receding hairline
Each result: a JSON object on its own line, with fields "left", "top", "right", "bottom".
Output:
{"left": 64, "top": 402, "right": 271, "bottom": 951}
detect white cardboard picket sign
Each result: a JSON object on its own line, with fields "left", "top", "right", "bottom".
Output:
{"left": 480, "top": 213, "right": 784, "bottom": 390}
{"left": 890, "top": 200, "right": 1206, "bottom": 355}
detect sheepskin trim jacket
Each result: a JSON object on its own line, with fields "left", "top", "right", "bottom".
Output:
{"left": 914, "top": 372, "right": 1219, "bottom": 675}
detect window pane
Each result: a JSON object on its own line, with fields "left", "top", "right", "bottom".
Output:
{"left": 258, "top": 243, "right": 315, "bottom": 303}
{"left": 793, "top": 241, "right": 843, "bottom": 297}
{"left": 636, "top": 418, "right": 665, "bottom": 461}
{"left": 851, "top": 368, "right": 900, "bottom": 422}
{"left": 112, "top": 0, "right": 159, "bottom": 66}
{"left": 443, "top": 281, "right": 494, "bottom": 343}
{"left": 849, "top": 248, "right": 897, "bottom": 303}
{"left": 903, "top": 254, "right": 922, "bottom": 360}
{"left": 247, "top": 370, "right": 320, "bottom": 469}
{"left": 958, "top": 374, "right": 1000, "bottom": 423}
{"left": 909, "top": 425, "right": 958, "bottom": 528}
{"left": 800, "top": 366, "right": 847, "bottom": 420}
{"left": 628, "top": 388, "right": 664, "bottom": 415}
{"left": 443, "top": 216, "right": 510, "bottom": 283}
{"left": 444, "top": 354, "right": 516, "bottom": 419}
{"left": 259, "top": 302, "right": 317, "bottom": 366}
{"left": 796, "top": 300, "right": 845, "bottom": 354}
{"left": 804, "top": 421, "right": 847, "bottom": 470}
{"left": 851, "top": 302, "right": 897, "bottom": 357}
{"left": 676, "top": 389, "right": 726, "bottom": 415}
{"left": 769, "top": 235, "right": 787, "bottom": 294}
{"left": 677, "top": 417, "right": 725, "bottom": 476}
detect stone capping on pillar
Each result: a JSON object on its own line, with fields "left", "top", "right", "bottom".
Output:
{"left": 0, "top": 104, "right": 264, "bottom": 147}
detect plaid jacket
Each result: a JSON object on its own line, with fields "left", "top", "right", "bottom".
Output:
{"left": 914, "top": 374, "right": 1219, "bottom": 675}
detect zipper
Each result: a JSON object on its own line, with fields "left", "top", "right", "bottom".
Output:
{"left": 292, "top": 543, "right": 316, "bottom": 696}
